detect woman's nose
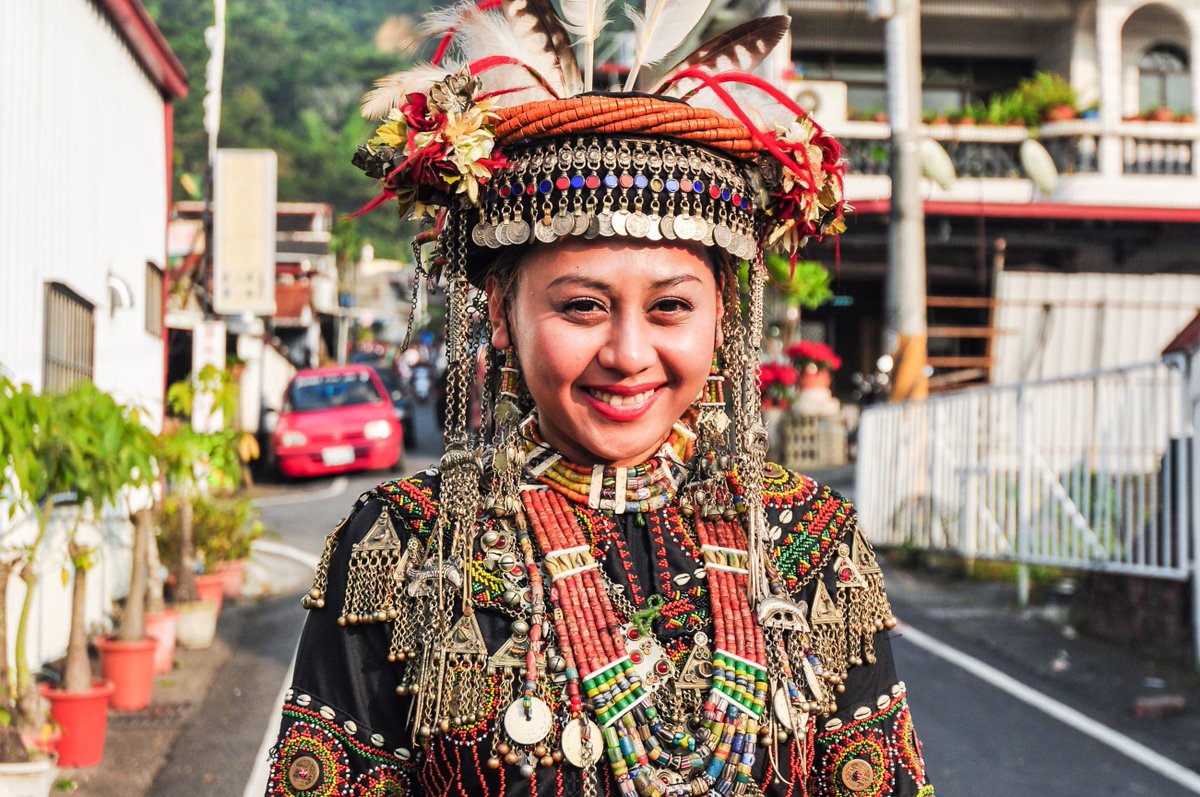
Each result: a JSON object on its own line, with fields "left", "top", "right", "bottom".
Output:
{"left": 597, "top": 313, "right": 655, "bottom": 376}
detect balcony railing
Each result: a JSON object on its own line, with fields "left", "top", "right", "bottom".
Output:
{"left": 833, "top": 119, "right": 1200, "bottom": 182}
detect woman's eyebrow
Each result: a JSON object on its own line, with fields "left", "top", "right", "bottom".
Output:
{"left": 545, "top": 275, "right": 613, "bottom": 292}
{"left": 651, "top": 275, "right": 703, "bottom": 289}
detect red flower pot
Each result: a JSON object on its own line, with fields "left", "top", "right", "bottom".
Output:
{"left": 215, "top": 559, "right": 247, "bottom": 599}
{"left": 195, "top": 572, "right": 225, "bottom": 615}
{"left": 144, "top": 609, "right": 179, "bottom": 674}
{"left": 95, "top": 636, "right": 156, "bottom": 712}
{"left": 41, "top": 678, "right": 114, "bottom": 768}
{"left": 799, "top": 367, "right": 832, "bottom": 391}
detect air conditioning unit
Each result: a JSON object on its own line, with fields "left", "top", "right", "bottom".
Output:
{"left": 785, "top": 80, "right": 849, "bottom": 126}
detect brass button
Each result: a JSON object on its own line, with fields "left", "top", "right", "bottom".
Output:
{"left": 840, "top": 758, "right": 875, "bottom": 792}
{"left": 287, "top": 755, "right": 321, "bottom": 791}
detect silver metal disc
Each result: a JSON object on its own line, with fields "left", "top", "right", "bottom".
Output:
{"left": 585, "top": 214, "right": 600, "bottom": 239}
{"left": 611, "top": 209, "right": 629, "bottom": 237}
{"left": 534, "top": 219, "right": 558, "bottom": 243}
{"left": 598, "top": 211, "right": 615, "bottom": 237}
{"left": 572, "top": 212, "right": 590, "bottom": 236}
{"left": 646, "top": 214, "right": 663, "bottom": 241}
{"left": 508, "top": 219, "right": 531, "bottom": 245}
{"left": 673, "top": 214, "right": 697, "bottom": 240}
{"left": 660, "top": 214, "right": 677, "bottom": 240}
{"left": 503, "top": 698, "right": 553, "bottom": 745}
{"left": 560, "top": 718, "right": 603, "bottom": 768}
{"left": 552, "top": 211, "right": 575, "bottom": 237}
{"left": 691, "top": 217, "right": 710, "bottom": 242}
{"left": 471, "top": 223, "right": 487, "bottom": 247}
{"left": 713, "top": 224, "right": 733, "bottom": 250}
{"left": 625, "top": 212, "right": 650, "bottom": 238}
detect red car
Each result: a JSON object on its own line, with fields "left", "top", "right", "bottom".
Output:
{"left": 273, "top": 365, "right": 403, "bottom": 479}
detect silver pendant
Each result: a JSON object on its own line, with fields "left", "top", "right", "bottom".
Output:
{"left": 660, "top": 214, "right": 678, "bottom": 240}
{"left": 534, "top": 219, "right": 558, "bottom": 243}
{"left": 495, "top": 222, "right": 513, "bottom": 247}
{"left": 611, "top": 209, "right": 629, "bottom": 237}
{"left": 701, "top": 223, "right": 715, "bottom": 247}
{"left": 646, "top": 214, "right": 663, "bottom": 242}
{"left": 560, "top": 718, "right": 603, "bottom": 768}
{"left": 572, "top": 212, "right": 590, "bottom": 236}
{"left": 508, "top": 219, "right": 531, "bottom": 245}
{"left": 713, "top": 224, "right": 733, "bottom": 250}
{"left": 673, "top": 214, "right": 697, "bottom": 240}
{"left": 503, "top": 697, "right": 553, "bottom": 745}
{"left": 483, "top": 225, "right": 501, "bottom": 249}
{"left": 625, "top": 212, "right": 651, "bottom": 239}
{"left": 598, "top": 211, "right": 615, "bottom": 237}
{"left": 773, "top": 687, "right": 808, "bottom": 733}
{"left": 471, "top": 223, "right": 488, "bottom": 247}
{"left": 691, "top": 217, "right": 710, "bottom": 243}
{"left": 552, "top": 211, "right": 575, "bottom": 237}
{"left": 585, "top": 214, "right": 600, "bottom": 239}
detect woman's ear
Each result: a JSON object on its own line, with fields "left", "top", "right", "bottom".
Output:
{"left": 714, "top": 282, "right": 725, "bottom": 350}
{"left": 485, "top": 276, "right": 512, "bottom": 350}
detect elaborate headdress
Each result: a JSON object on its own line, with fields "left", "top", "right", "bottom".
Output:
{"left": 346, "top": 0, "right": 850, "bottom": 782}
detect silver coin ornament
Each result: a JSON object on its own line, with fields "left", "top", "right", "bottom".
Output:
{"left": 534, "top": 218, "right": 558, "bottom": 243}
{"left": 572, "top": 212, "right": 590, "bottom": 236}
{"left": 483, "top": 225, "right": 501, "bottom": 249}
{"left": 646, "top": 214, "right": 663, "bottom": 241}
{"left": 509, "top": 219, "right": 531, "bottom": 245}
{"left": 713, "top": 224, "right": 733, "bottom": 250}
{"left": 495, "top": 221, "right": 513, "bottom": 247}
{"left": 472, "top": 223, "right": 487, "bottom": 246}
{"left": 585, "top": 215, "right": 601, "bottom": 239}
{"left": 611, "top": 209, "right": 629, "bottom": 237}
{"left": 673, "top": 215, "right": 697, "bottom": 240}
{"left": 598, "top": 211, "right": 615, "bottom": 237}
{"left": 660, "top": 214, "right": 678, "bottom": 240}
{"left": 552, "top": 211, "right": 575, "bottom": 237}
{"left": 560, "top": 718, "right": 603, "bottom": 768}
{"left": 691, "top": 216, "right": 710, "bottom": 243}
{"left": 625, "top": 212, "right": 651, "bottom": 238}
{"left": 503, "top": 697, "right": 553, "bottom": 745}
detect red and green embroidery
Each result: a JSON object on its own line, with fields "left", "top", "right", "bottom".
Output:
{"left": 377, "top": 472, "right": 441, "bottom": 538}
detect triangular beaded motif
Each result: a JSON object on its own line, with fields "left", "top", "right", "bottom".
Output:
{"left": 343, "top": 511, "right": 407, "bottom": 625}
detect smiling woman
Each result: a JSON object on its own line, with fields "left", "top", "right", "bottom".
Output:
{"left": 264, "top": 3, "right": 932, "bottom": 797}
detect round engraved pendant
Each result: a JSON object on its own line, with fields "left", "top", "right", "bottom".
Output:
{"left": 504, "top": 698, "right": 553, "bottom": 745}
{"left": 598, "top": 211, "right": 615, "bottom": 237}
{"left": 701, "top": 223, "right": 715, "bottom": 247}
{"left": 552, "top": 211, "right": 575, "bottom": 237}
{"left": 560, "top": 718, "right": 603, "bottom": 768}
{"left": 585, "top": 214, "right": 601, "bottom": 239}
{"left": 625, "top": 212, "right": 651, "bottom": 238}
{"left": 508, "top": 219, "right": 531, "bottom": 245}
{"left": 534, "top": 219, "right": 558, "bottom": 243}
{"left": 572, "top": 212, "right": 590, "bottom": 236}
{"left": 611, "top": 209, "right": 629, "bottom": 237}
{"left": 660, "top": 214, "right": 678, "bottom": 240}
{"left": 646, "top": 214, "right": 663, "bottom": 241}
{"left": 673, "top": 214, "right": 697, "bottom": 240}
{"left": 495, "top": 222, "right": 513, "bottom": 247}
{"left": 713, "top": 224, "right": 733, "bottom": 250}
{"left": 690, "top": 217, "right": 710, "bottom": 242}
{"left": 471, "top": 223, "right": 488, "bottom": 247}
{"left": 483, "top": 225, "right": 501, "bottom": 249}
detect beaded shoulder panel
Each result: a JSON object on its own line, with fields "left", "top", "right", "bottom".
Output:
{"left": 375, "top": 468, "right": 443, "bottom": 538}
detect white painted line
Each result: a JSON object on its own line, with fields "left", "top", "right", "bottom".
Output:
{"left": 253, "top": 476, "right": 349, "bottom": 508}
{"left": 253, "top": 539, "right": 321, "bottom": 571}
{"left": 900, "top": 621, "right": 1200, "bottom": 794}
{"left": 244, "top": 650, "right": 297, "bottom": 797}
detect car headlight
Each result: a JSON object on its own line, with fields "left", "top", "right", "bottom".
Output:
{"left": 364, "top": 419, "right": 392, "bottom": 440}
{"left": 279, "top": 430, "right": 307, "bottom": 448}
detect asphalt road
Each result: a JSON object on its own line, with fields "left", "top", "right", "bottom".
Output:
{"left": 150, "top": 403, "right": 1200, "bottom": 796}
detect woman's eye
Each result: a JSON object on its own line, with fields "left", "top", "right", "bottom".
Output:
{"left": 653, "top": 298, "right": 693, "bottom": 314}
{"left": 561, "top": 298, "right": 605, "bottom": 314}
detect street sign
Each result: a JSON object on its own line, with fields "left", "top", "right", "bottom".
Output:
{"left": 213, "top": 149, "right": 277, "bottom": 316}
{"left": 192, "top": 320, "right": 226, "bottom": 433}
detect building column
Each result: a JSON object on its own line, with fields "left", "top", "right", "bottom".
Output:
{"left": 1096, "top": 0, "right": 1127, "bottom": 178}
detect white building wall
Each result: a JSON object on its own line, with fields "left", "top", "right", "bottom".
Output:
{"left": 0, "top": 0, "right": 169, "bottom": 670}
{"left": 0, "top": 0, "right": 168, "bottom": 424}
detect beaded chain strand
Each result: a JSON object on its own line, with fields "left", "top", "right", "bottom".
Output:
{"left": 522, "top": 488, "right": 770, "bottom": 797}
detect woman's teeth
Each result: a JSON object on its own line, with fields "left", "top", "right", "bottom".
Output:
{"left": 587, "top": 388, "right": 655, "bottom": 407}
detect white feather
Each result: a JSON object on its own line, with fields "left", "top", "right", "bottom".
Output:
{"left": 418, "top": 2, "right": 476, "bottom": 36}
{"left": 623, "top": 0, "right": 712, "bottom": 91}
{"left": 451, "top": 9, "right": 565, "bottom": 105}
{"left": 684, "top": 81, "right": 796, "bottom": 131}
{"left": 559, "top": 0, "right": 612, "bottom": 91}
{"left": 360, "top": 61, "right": 463, "bottom": 120}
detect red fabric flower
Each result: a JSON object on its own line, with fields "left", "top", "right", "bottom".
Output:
{"left": 401, "top": 92, "right": 440, "bottom": 133}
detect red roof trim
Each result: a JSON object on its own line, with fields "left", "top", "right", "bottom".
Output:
{"left": 851, "top": 199, "right": 1200, "bottom": 224}
{"left": 96, "top": 0, "right": 187, "bottom": 99}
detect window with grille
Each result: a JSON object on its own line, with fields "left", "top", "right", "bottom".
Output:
{"left": 43, "top": 282, "right": 94, "bottom": 393}
{"left": 1139, "top": 44, "right": 1191, "bottom": 112}
{"left": 145, "top": 262, "right": 164, "bottom": 337}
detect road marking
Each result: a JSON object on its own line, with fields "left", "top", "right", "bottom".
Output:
{"left": 900, "top": 621, "right": 1200, "bottom": 794}
{"left": 253, "top": 476, "right": 349, "bottom": 508}
{"left": 253, "top": 539, "right": 320, "bottom": 571}
{"left": 243, "top": 654, "right": 296, "bottom": 797}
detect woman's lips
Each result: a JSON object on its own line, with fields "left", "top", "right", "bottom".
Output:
{"left": 580, "top": 385, "right": 663, "bottom": 422}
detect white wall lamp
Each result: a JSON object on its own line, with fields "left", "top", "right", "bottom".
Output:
{"left": 106, "top": 273, "right": 134, "bottom": 317}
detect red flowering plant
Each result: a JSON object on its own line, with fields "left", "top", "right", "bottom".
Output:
{"left": 351, "top": 66, "right": 509, "bottom": 219}
{"left": 786, "top": 340, "right": 842, "bottom": 373}
{"left": 757, "top": 361, "right": 800, "bottom": 409}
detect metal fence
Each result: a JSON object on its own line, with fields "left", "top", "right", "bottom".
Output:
{"left": 856, "top": 361, "right": 1190, "bottom": 580}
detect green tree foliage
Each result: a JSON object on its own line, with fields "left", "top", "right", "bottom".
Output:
{"left": 145, "top": 0, "right": 439, "bottom": 260}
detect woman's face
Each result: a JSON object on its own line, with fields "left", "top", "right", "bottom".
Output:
{"left": 488, "top": 239, "right": 723, "bottom": 467}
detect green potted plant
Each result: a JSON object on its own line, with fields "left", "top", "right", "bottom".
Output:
{"left": 763, "top": 255, "right": 834, "bottom": 346}
{"left": 1014, "top": 72, "right": 1077, "bottom": 123}
{"left": 0, "top": 378, "right": 59, "bottom": 791}
{"left": 202, "top": 496, "right": 264, "bottom": 600}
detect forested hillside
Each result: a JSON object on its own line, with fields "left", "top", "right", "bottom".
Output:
{"left": 146, "top": 0, "right": 437, "bottom": 259}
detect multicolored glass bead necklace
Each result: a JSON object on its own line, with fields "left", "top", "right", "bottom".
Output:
{"left": 522, "top": 486, "right": 769, "bottom": 797}
{"left": 520, "top": 416, "right": 695, "bottom": 514}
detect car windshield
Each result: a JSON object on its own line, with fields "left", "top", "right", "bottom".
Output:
{"left": 285, "top": 372, "right": 382, "bottom": 412}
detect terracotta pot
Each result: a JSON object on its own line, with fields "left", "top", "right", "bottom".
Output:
{"left": 799, "top": 366, "right": 832, "bottom": 391}
{"left": 40, "top": 679, "right": 114, "bottom": 768}
{"left": 195, "top": 572, "right": 225, "bottom": 615}
{"left": 144, "top": 609, "right": 179, "bottom": 674}
{"left": 175, "top": 599, "right": 220, "bottom": 650}
{"left": 1148, "top": 107, "right": 1176, "bottom": 122}
{"left": 215, "top": 559, "right": 247, "bottom": 599}
{"left": 95, "top": 637, "right": 156, "bottom": 712}
{"left": 1043, "top": 104, "right": 1077, "bottom": 122}
{"left": 19, "top": 726, "right": 61, "bottom": 757}
{"left": 0, "top": 756, "right": 57, "bottom": 797}
{"left": 955, "top": 117, "right": 976, "bottom": 126}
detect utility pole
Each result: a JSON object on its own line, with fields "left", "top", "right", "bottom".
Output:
{"left": 873, "top": 0, "right": 928, "bottom": 400}
{"left": 199, "top": 0, "right": 227, "bottom": 311}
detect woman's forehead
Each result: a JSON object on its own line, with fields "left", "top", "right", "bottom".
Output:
{"left": 515, "top": 239, "right": 718, "bottom": 285}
